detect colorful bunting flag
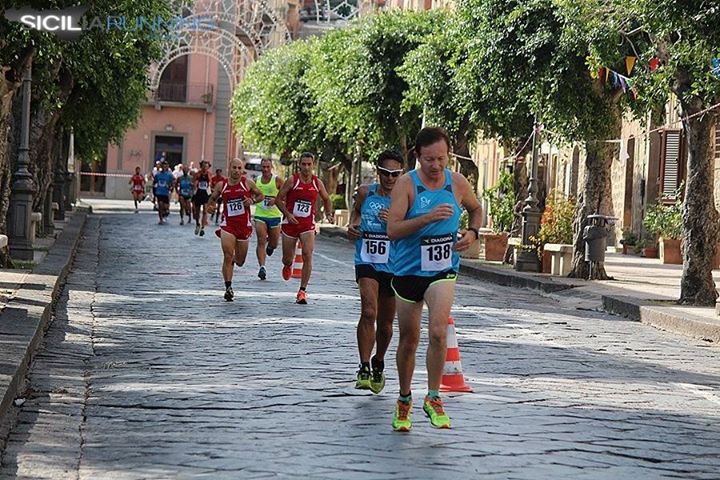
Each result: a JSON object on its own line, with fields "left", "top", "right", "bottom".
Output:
{"left": 712, "top": 58, "right": 720, "bottom": 79}
{"left": 625, "top": 56, "right": 636, "bottom": 75}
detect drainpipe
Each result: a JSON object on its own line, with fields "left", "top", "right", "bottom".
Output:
{"left": 201, "top": 55, "right": 210, "bottom": 162}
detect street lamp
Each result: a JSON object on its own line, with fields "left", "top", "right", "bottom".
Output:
{"left": 515, "top": 119, "right": 542, "bottom": 272}
{"left": 8, "top": 65, "right": 36, "bottom": 261}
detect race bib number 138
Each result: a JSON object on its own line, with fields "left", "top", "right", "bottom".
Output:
{"left": 420, "top": 234, "right": 454, "bottom": 271}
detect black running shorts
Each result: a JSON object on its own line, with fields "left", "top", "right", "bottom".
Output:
{"left": 391, "top": 270, "right": 457, "bottom": 303}
{"left": 355, "top": 264, "right": 394, "bottom": 297}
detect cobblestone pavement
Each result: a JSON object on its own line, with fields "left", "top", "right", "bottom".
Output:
{"left": 1, "top": 201, "right": 720, "bottom": 479}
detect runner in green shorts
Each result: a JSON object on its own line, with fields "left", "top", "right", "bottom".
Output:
{"left": 253, "top": 158, "right": 284, "bottom": 280}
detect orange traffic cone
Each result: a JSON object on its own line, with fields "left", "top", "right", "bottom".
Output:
{"left": 440, "top": 316, "right": 473, "bottom": 393}
{"left": 291, "top": 241, "right": 303, "bottom": 279}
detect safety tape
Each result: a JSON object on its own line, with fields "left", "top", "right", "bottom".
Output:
{"left": 80, "top": 172, "right": 142, "bottom": 178}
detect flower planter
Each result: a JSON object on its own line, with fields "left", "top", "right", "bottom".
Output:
{"left": 541, "top": 250, "right": 552, "bottom": 273}
{"left": 622, "top": 244, "right": 636, "bottom": 255}
{"left": 483, "top": 232, "right": 509, "bottom": 262}
{"left": 642, "top": 246, "right": 658, "bottom": 259}
{"left": 659, "top": 238, "right": 682, "bottom": 265}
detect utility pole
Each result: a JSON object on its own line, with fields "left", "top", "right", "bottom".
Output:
{"left": 8, "top": 65, "right": 36, "bottom": 261}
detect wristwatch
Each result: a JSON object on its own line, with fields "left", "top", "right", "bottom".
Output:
{"left": 467, "top": 227, "right": 479, "bottom": 239}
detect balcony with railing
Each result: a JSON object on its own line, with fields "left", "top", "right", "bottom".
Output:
{"left": 149, "top": 82, "right": 214, "bottom": 111}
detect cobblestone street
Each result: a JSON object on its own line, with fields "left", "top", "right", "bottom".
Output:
{"left": 2, "top": 201, "right": 720, "bottom": 479}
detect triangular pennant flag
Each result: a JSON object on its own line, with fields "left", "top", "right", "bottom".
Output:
{"left": 610, "top": 71, "right": 618, "bottom": 87}
{"left": 606, "top": 68, "right": 611, "bottom": 82}
{"left": 625, "top": 56, "right": 636, "bottom": 75}
{"left": 712, "top": 58, "right": 720, "bottom": 78}
{"left": 597, "top": 67, "right": 606, "bottom": 81}
{"left": 618, "top": 75, "right": 628, "bottom": 92}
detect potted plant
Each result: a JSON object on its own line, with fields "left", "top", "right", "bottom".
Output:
{"left": 642, "top": 191, "right": 683, "bottom": 264}
{"left": 536, "top": 192, "right": 575, "bottom": 273}
{"left": 620, "top": 230, "right": 639, "bottom": 255}
{"left": 481, "top": 170, "right": 514, "bottom": 261}
{"left": 639, "top": 238, "right": 658, "bottom": 258}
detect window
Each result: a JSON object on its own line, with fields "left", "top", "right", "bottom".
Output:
{"left": 658, "top": 129, "right": 686, "bottom": 202}
{"left": 157, "top": 56, "right": 188, "bottom": 102}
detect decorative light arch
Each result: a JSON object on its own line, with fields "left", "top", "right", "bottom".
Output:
{"left": 308, "top": 0, "right": 362, "bottom": 23}
{"left": 148, "top": 0, "right": 291, "bottom": 92}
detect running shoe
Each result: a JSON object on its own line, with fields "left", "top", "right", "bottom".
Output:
{"left": 195, "top": 224, "right": 200, "bottom": 235}
{"left": 180, "top": 219, "right": 184, "bottom": 225}
{"left": 282, "top": 264, "right": 292, "bottom": 281}
{"left": 392, "top": 400, "right": 412, "bottom": 432}
{"left": 258, "top": 266, "right": 267, "bottom": 280}
{"left": 370, "top": 367, "right": 386, "bottom": 394}
{"left": 199, "top": 228, "right": 205, "bottom": 237}
{"left": 266, "top": 245, "right": 275, "bottom": 256}
{"left": 423, "top": 396, "right": 450, "bottom": 429}
{"left": 355, "top": 364, "right": 371, "bottom": 390}
{"left": 296, "top": 290, "right": 307, "bottom": 304}
{"left": 224, "top": 286, "right": 234, "bottom": 302}
{"left": 135, "top": 209, "right": 139, "bottom": 214}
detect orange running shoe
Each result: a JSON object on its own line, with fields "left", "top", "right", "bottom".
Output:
{"left": 282, "top": 264, "right": 292, "bottom": 281}
{"left": 296, "top": 290, "right": 307, "bottom": 304}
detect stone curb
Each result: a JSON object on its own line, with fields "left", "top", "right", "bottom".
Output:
{"left": 459, "top": 261, "right": 581, "bottom": 294}
{"left": 602, "top": 295, "right": 720, "bottom": 343}
{"left": 0, "top": 208, "right": 89, "bottom": 425}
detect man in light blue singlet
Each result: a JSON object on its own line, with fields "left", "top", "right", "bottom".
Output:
{"left": 347, "top": 150, "right": 403, "bottom": 395}
{"left": 386, "top": 127, "right": 482, "bottom": 432}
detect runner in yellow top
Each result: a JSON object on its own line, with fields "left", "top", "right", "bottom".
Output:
{"left": 253, "top": 158, "right": 284, "bottom": 280}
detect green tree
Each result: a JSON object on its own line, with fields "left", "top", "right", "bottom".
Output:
{"left": 456, "top": 0, "right": 628, "bottom": 279}
{"left": 398, "top": 13, "right": 480, "bottom": 187}
{"left": 588, "top": 1, "right": 720, "bottom": 305}
{"left": 0, "top": 0, "right": 173, "bottom": 265}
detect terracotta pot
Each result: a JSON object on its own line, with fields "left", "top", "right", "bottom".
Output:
{"left": 642, "top": 246, "right": 658, "bottom": 258}
{"left": 659, "top": 238, "right": 682, "bottom": 265}
{"left": 483, "top": 233, "right": 509, "bottom": 262}
{"left": 541, "top": 250, "right": 552, "bottom": 273}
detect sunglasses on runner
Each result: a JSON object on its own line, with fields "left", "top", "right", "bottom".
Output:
{"left": 377, "top": 167, "right": 403, "bottom": 177}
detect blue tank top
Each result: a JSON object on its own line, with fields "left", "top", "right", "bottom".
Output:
{"left": 154, "top": 171, "right": 174, "bottom": 196}
{"left": 392, "top": 169, "right": 461, "bottom": 277}
{"left": 354, "top": 184, "right": 392, "bottom": 272}
{"left": 178, "top": 175, "right": 193, "bottom": 197}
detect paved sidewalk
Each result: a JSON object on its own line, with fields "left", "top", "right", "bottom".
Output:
{"left": 0, "top": 208, "right": 89, "bottom": 437}
{"left": 320, "top": 225, "right": 720, "bottom": 344}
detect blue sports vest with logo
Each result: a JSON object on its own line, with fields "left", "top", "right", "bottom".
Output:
{"left": 392, "top": 169, "right": 461, "bottom": 277}
{"left": 354, "top": 183, "right": 392, "bottom": 272}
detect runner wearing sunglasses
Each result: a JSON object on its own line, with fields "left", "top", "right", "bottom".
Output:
{"left": 347, "top": 150, "right": 403, "bottom": 394}
{"left": 387, "top": 127, "right": 482, "bottom": 432}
